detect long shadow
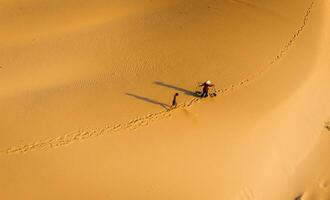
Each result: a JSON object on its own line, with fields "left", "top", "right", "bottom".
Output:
{"left": 154, "top": 81, "right": 198, "bottom": 97}
{"left": 125, "top": 93, "right": 170, "bottom": 110}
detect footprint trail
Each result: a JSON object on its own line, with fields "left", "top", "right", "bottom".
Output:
{"left": 0, "top": 1, "right": 315, "bottom": 155}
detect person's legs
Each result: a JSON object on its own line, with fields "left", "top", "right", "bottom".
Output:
{"left": 172, "top": 101, "right": 177, "bottom": 107}
{"left": 201, "top": 91, "right": 208, "bottom": 98}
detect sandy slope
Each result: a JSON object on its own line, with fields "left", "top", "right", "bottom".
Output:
{"left": 0, "top": 0, "right": 329, "bottom": 199}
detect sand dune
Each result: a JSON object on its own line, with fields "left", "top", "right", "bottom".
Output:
{"left": 0, "top": 0, "right": 329, "bottom": 199}
{"left": 0, "top": 1, "right": 317, "bottom": 153}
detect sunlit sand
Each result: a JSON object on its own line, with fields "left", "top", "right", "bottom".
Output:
{"left": 0, "top": 0, "right": 329, "bottom": 199}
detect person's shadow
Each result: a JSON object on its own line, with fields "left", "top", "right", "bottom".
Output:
{"left": 125, "top": 93, "right": 170, "bottom": 110}
{"left": 154, "top": 81, "right": 198, "bottom": 97}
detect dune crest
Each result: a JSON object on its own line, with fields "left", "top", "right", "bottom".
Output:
{"left": 0, "top": 1, "right": 316, "bottom": 155}
{"left": 0, "top": 0, "right": 329, "bottom": 200}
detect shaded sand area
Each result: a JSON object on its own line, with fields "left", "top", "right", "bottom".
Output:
{"left": 0, "top": 0, "right": 329, "bottom": 199}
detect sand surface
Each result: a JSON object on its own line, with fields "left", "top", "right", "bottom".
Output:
{"left": 0, "top": 0, "right": 329, "bottom": 199}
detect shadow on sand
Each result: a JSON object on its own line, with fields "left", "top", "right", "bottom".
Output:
{"left": 126, "top": 93, "right": 170, "bottom": 110}
{"left": 154, "top": 81, "right": 198, "bottom": 97}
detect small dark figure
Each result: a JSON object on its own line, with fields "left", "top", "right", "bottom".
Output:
{"left": 200, "top": 80, "right": 214, "bottom": 98}
{"left": 172, "top": 93, "right": 179, "bottom": 107}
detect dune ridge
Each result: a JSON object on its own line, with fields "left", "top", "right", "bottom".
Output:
{"left": 0, "top": 0, "right": 316, "bottom": 155}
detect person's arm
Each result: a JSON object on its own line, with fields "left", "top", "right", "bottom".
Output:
{"left": 199, "top": 83, "right": 205, "bottom": 87}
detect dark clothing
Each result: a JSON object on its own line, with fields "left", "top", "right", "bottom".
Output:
{"left": 172, "top": 93, "right": 179, "bottom": 107}
{"left": 172, "top": 97, "right": 177, "bottom": 106}
{"left": 201, "top": 90, "right": 208, "bottom": 98}
{"left": 199, "top": 83, "right": 214, "bottom": 98}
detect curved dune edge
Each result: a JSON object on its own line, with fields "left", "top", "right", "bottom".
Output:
{"left": 0, "top": 1, "right": 316, "bottom": 155}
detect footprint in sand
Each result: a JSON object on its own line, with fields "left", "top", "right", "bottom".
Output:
{"left": 237, "top": 187, "right": 256, "bottom": 200}
{"left": 325, "top": 121, "right": 330, "bottom": 131}
{"left": 294, "top": 195, "right": 303, "bottom": 200}
{"left": 319, "top": 180, "right": 328, "bottom": 189}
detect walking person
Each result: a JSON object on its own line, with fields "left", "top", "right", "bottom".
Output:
{"left": 199, "top": 80, "right": 214, "bottom": 98}
{"left": 171, "top": 93, "right": 179, "bottom": 108}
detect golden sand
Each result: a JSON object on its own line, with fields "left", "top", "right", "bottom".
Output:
{"left": 0, "top": 0, "right": 329, "bottom": 199}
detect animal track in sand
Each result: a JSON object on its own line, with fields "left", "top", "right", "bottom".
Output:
{"left": 0, "top": 1, "right": 316, "bottom": 155}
